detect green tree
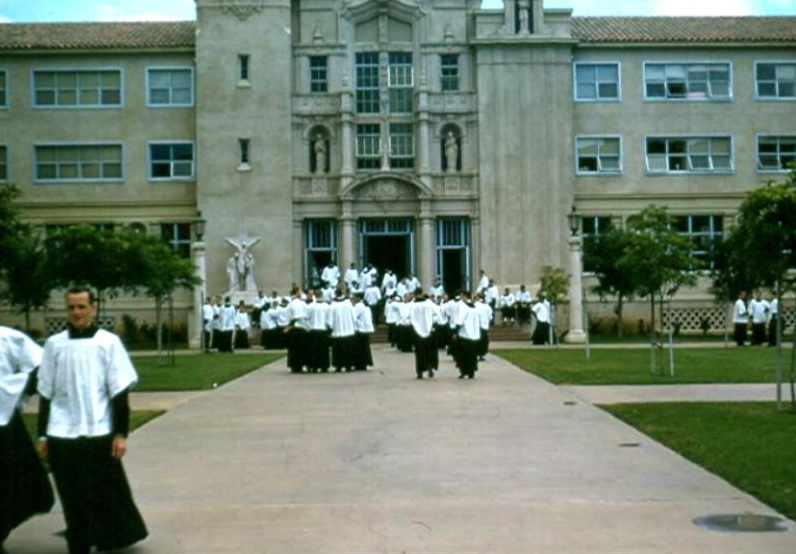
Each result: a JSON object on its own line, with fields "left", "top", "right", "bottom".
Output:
{"left": 128, "top": 231, "right": 200, "bottom": 358}
{"left": 44, "top": 224, "right": 134, "bottom": 317}
{"left": 0, "top": 230, "right": 54, "bottom": 332}
{"left": 538, "top": 265, "right": 568, "bottom": 342}
{"left": 584, "top": 228, "right": 636, "bottom": 337}
{"left": 620, "top": 205, "right": 698, "bottom": 372}
{"left": 0, "top": 185, "right": 25, "bottom": 276}
{"left": 714, "top": 169, "right": 796, "bottom": 409}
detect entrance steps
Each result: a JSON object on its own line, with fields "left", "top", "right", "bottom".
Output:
{"left": 369, "top": 323, "right": 530, "bottom": 344}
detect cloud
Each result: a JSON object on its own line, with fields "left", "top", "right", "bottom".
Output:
{"left": 650, "top": 0, "right": 755, "bottom": 16}
{"left": 95, "top": 12, "right": 193, "bottom": 22}
{"left": 0, "top": 15, "right": 12, "bottom": 23}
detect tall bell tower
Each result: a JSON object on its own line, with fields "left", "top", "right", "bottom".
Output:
{"left": 194, "top": 0, "right": 294, "bottom": 295}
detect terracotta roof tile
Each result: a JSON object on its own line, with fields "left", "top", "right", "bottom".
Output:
{"left": 0, "top": 17, "right": 795, "bottom": 51}
{"left": 0, "top": 21, "right": 195, "bottom": 51}
{"left": 572, "top": 16, "right": 796, "bottom": 44}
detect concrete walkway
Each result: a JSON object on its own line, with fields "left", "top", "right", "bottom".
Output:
{"left": 9, "top": 345, "right": 795, "bottom": 553}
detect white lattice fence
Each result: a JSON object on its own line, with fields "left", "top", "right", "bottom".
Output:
{"left": 663, "top": 307, "right": 726, "bottom": 332}
{"left": 663, "top": 306, "right": 794, "bottom": 333}
{"left": 45, "top": 316, "right": 116, "bottom": 337}
{"left": 781, "top": 308, "right": 795, "bottom": 330}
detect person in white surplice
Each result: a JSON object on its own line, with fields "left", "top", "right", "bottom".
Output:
{"left": 0, "top": 326, "right": 54, "bottom": 548}
{"left": 37, "top": 287, "right": 147, "bottom": 554}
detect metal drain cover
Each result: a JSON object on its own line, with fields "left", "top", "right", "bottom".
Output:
{"left": 693, "top": 513, "right": 788, "bottom": 532}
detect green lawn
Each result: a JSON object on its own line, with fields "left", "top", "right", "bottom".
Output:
{"left": 131, "top": 352, "right": 284, "bottom": 391}
{"left": 604, "top": 402, "right": 796, "bottom": 522}
{"left": 497, "top": 347, "right": 791, "bottom": 385}
{"left": 22, "top": 409, "right": 165, "bottom": 471}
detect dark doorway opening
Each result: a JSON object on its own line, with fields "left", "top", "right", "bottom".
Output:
{"left": 307, "top": 251, "right": 333, "bottom": 289}
{"left": 441, "top": 249, "right": 466, "bottom": 295}
{"left": 364, "top": 235, "right": 410, "bottom": 279}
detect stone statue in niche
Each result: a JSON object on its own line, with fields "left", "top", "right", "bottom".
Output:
{"left": 518, "top": 0, "right": 530, "bottom": 33}
{"left": 314, "top": 134, "right": 327, "bottom": 174}
{"left": 444, "top": 131, "right": 458, "bottom": 173}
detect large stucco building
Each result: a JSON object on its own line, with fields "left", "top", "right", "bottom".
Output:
{"left": 1, "top": 0, "right": 794, "bottom": 337}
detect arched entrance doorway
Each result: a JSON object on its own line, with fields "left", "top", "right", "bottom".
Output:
{"left": 359, "top": 218, "right": 414, "bottom": 279}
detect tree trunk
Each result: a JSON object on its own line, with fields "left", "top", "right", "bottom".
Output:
{"left": 616, "top": 295, "right": 624, "bottom": 338}
{"left": 156, "top": 296, "right": 163, "bottom": 355}
{"left": 649, "top": 293, "right": 656, "bottom": 374}
{"left": 790, "top": 322, "right": 795, "bottom": 412}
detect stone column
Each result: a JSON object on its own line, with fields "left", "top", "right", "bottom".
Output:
{"left": 293, "top": 219, "right": 303, "bottom": 286}
{"left": 341, "top": 112, "right": 354, "bottom": 177}
{"left": 417, "top": 83, "right": 431, "bottom": 177}
{"left": 567, "top": 235, "right": 587, "bottom": 343}
{"left": 470, "top": 216, "right": 480, "bottom": 291}
{"left": 418, "top": 201, "right": 435, "bottom": 287}
{"left": 503, "top": 0, "right": 517, "bottom": 34}
{"left": 189, "top": 240, "right": 207, "bottom": 350}
{"left": 340, "top": 201, "right": 357, "bottom": 273}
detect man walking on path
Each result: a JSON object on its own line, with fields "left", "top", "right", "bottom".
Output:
{"left": 409, "top": 289, "right": 441, "bottom": 379}
{"left": 37, "top": 287, "right": 147, "bottom": 554}
{"left": 733, "top": 291, "right": 749, "bottom": 346}
{"left": 0, "top": 326, "right": 54, "bottom": 549}
{"left": 748, "top": 291, "right": 769, "bottom": 346}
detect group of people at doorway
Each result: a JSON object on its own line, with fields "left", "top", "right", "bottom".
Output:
{"left": 732, "top": 290, "right": 781, "bottom": 347}
{"left": 1, "top": 287, "right": 147, "bottom": 554}
{"left": 202, "top": 297, "right": 253, "bottom": 352}
{"left": 202, "top": 261, "right": 555, "bottom": 352}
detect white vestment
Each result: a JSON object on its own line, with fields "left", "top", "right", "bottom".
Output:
{"left": 38, "top": 329, "right": 137, "bottom": 438}
{"left": 0, "top": 326, "right": 43, "bottom": 426}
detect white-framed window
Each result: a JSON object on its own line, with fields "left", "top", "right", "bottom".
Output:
{"left": 582, "top": 215, "right": 614, "bottom": 273}
{"left": 310, "top": 56, "right": 328, "bottom": 93}
{"left": 238, "top": 54, "right": 250, "bottom": 82}
{"left": 355, "top": 52, "right": 379, "bottom": 114}
{"left": 239, "top": 138, "right": 250, "bottom": 166}
{"left": 0, "top": 145, "right": 8, "bottom": 181}
{"left": 148, "top": 141, "right": 195, "bottom": 181}
{"left": 756, "top": 62, "right": 796, "bottom": 100}
{"left": 34, "top": 143, "right": 123, "bottom": 182}
{"left": 0, "top": 70, "right": 7, "bottom": 108}
{"left": 146, "top": 67, "right": 194, "bottom": 107}
{"left": 32, "top": 69, "right": 122, "bottom": 108}
{"left": 356, "top": 124, "right": 381, "bottom": 169}
{"left": 645, "top": 136, "right": 733, "bottom": 174}
{"left": 574, "top": 63, "right": 620, "bottom": 101}
{"left": 576, "top": 136, "right": 622, "bottom": 175}
{"left": 674, "top": 215, "right": 724, "bottom": 270}
{"left": 757, "top": 135, "right": 796, "bottom": 172}
{"left": 440, "top": 54, "right": 459, "bottom": 92}
{"left": 388, "top": 52, "right": 413, "bottom": 114}
{"left": 389, "top": 123, "right": 414, "bottom": 169}
{"left": 644, "top": 62, "right": 731, "bottom": 101}
{"left": 160, "top": 222, "right": 192, "bottom": 258}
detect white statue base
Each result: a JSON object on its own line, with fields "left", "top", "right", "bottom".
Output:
{"left": 227, "top": 290, "right": 259, "bottom": 306}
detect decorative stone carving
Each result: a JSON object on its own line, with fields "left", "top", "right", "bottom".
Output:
{"left": 221, "top": 0, "right": 266, "bottom": 21}
{"left": 312, "top": 25, "right": 324, "bottom": 43}
{"left": 444, "top": 22, "right": 454, "bottom": 43}
{"left": 353, "top": 179, "right": 419, "bottom": 200}
{"left": 311, "top": 177, "right": 328, "bottom": 195}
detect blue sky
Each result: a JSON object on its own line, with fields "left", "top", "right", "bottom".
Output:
{"left": 0, "top": 0, "right": 793, "bottom": 22}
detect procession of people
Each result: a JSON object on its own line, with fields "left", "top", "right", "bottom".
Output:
{"left": 199, "top": 262, "right": 557, "bottom": 379}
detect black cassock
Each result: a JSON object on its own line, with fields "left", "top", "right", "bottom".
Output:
{"left": 48, "top": 434, "right": 148, "bottom": 553}
{"left": 0, "top": 410, "right": 54, "bottom": 542}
